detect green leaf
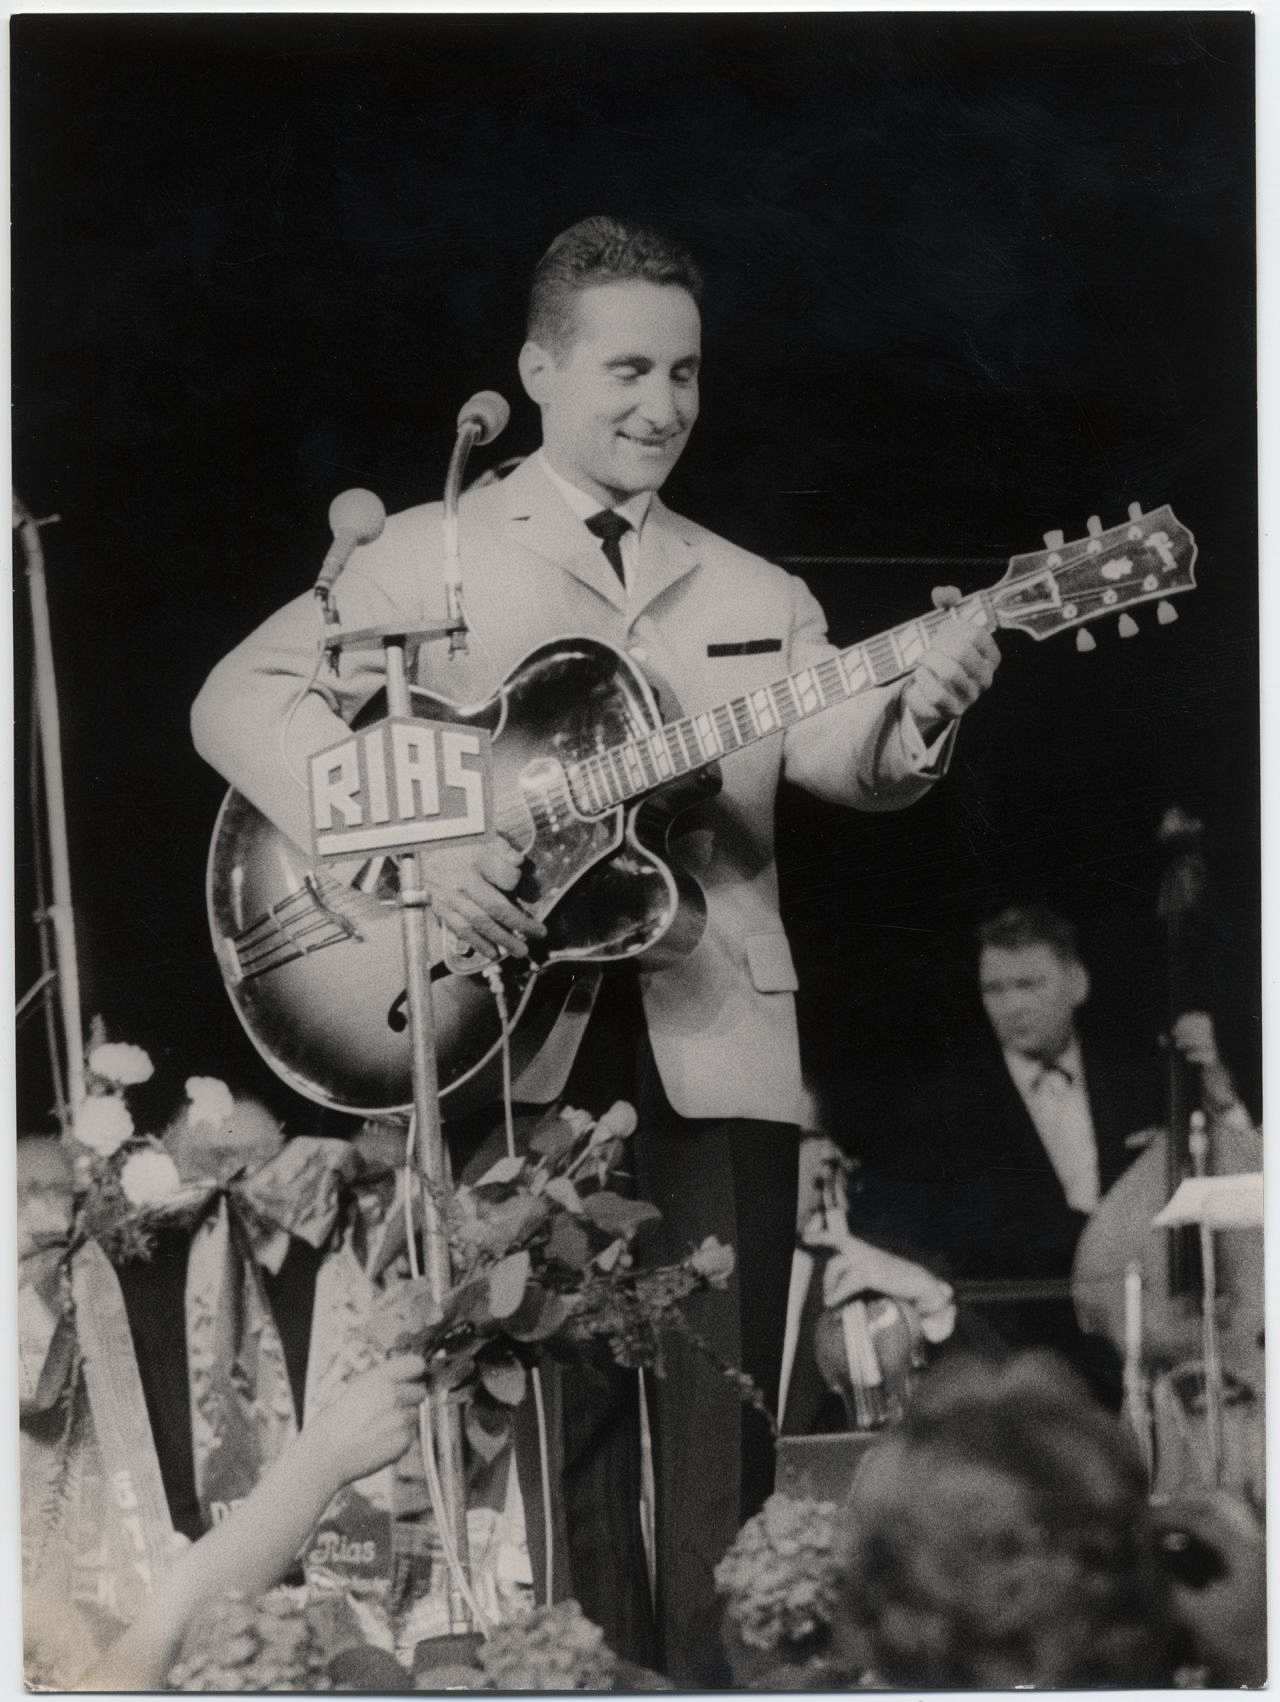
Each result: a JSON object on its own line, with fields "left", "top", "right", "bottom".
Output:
{"left": 472, "top": 1194, "right": 549, "bottom": 1254}
{"left": 474, "top": 1154, "right": 525, "bottom": 1188}
{"left": 464, "top": 1397, "right": 513, "bottom": 1463}
{"left": 528, "top": 1119, "right": 579, "bottom": 1160}
{"left": 442, "top": 1276, "right": 491, "bottom": 1328}
{"left": 487, "top": 1250, "right": 531, "bottom": 1319}
{"left": 544, "top": 1175, "right": 584, "bottom": 1214}
{"left": 547, "top": 1215, "right": 593, "bottom": 1270}
{"left": 479, "top": 1356, "right": 528, "bottom": 1406}
{"left": 507, "top": 1282, "right": 571, "bottom": 1342}
{"left": 581, "top": 1191, "right": 661, "bottom": 1237}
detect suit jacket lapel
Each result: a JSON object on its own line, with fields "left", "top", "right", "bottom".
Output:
{"left": 630, "top": 497, "right": 700, "bottom": 618}
{"left": 498, "top": 455, "right": 627, "bottom": 614}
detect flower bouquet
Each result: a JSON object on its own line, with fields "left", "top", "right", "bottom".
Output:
{"left": 362, "top": 1100, "right": 742, "bottom": 1466}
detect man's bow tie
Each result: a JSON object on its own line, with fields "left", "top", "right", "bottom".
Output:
{"left": 1031, "top": 1059, "right": 1075, "bottom": 1093}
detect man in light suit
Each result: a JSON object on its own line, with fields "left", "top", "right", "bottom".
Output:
{"left": 192, "top": 216, "right": 1000, "bottom": 1681}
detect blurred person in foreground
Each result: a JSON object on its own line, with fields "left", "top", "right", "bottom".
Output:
{"left": 836, "top": 1351, "right": 1265, "bottom": 1688}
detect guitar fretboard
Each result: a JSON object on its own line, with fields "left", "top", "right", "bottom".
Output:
{"left": 566, "top": 592, "right": 995, "bottom": 815}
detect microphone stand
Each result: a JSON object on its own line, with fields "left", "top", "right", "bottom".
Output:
{"left": 320, "top": 426, "right": 483, "bottom": 1633}
{"left": 15, "top": 497, "right": 86, "bottom": 1125}
{"left": 441, "top": 419, "right": 480, "bottom": 656}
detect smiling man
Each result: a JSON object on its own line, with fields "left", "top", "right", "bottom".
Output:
{"left": 192, "top": 215, "right": 1000, "bottom": 1681}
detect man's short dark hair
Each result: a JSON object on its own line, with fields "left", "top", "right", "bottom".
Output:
{"left": 977, "top": 904, "right": 1082, "bottom": 965}
{"left": 527, "top": 216, "right": 703, "bottom": 360}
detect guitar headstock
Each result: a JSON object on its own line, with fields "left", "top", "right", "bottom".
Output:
{"left": 991, "top": 504, "right": 1197, "bottom": 644}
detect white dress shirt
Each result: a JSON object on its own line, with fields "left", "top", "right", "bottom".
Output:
{"left": 535, "top": 449, "right": 652, "bottom": 593}
{"left": 1003, "top": 1037, "right": 1100, "bottom": 1213}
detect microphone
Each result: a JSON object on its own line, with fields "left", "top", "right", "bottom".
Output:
{"left": 455, "top": 390, "right": 510, "bottom": 447}
{"left": 315, "top": 487, "right": 387, "bottom": 596}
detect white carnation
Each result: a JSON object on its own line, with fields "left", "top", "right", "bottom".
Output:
{"left": 73, "top": 1094, "right": 134, "bottom": 1156}
{"left": 185, "top": 1076, "right": 235, "bottom": 1129}
{"left": 87, "top": 1042, "right": 154, "bottom": 1088}
{"left": 120, "top": 1148, "right": 182, "bottom": 1207}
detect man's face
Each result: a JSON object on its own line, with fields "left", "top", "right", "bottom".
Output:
{"left": 520, "top": 280, "right": 701, "bottom": 506}
{"left": 979, "top": 943, "right": 1088, "bottom": 1061}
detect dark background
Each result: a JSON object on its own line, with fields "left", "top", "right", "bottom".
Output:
{"left": 12, "top": 11, "right": 1258, "bottom": 1135}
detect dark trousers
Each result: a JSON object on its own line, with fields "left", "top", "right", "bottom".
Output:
{"left": 543, "top": 972, "right": 799, "bottom": 1686}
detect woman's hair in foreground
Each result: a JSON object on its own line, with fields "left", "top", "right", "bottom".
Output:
{"left": 527, "top": 215, "right": 703, "bottom": 358}
{"left": 839, "top": 1352, "right": 1186, "bottom": 1688}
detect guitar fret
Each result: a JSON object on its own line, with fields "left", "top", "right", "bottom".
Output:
{"left": 730, "top": 697, "right": 755, "bottom": 744}
{"left": 840, "top": 646, "right": 872, "bottom": 696}
{"left": 633, "top": 735, "right": 660, "bottom": 789}
{"left": 574, "top": 761, "right": 597, "bottom": 814}
{"left": 665, "top": 723, "right": 690, "bottom": 773}
{"left": 590, "top": 755, "right": 617, "bottom": 809}
{"left": 773, "top": 677, "right": 800, "bottom": 724}
{"left": 816, "top": 658, "right": 846, "bottom": 701}
{"left": 622, "top": 743, "right": 646, "bottom": 791}
{"left": 675, "top": 718, "right": 700, "bottom": 766}
{"left": 648, "top": 730, "right": 674, "bottom": 780}
{"left": 895, "top": 620, "right": 929, "bottom": 668}
{"left": 714, "top": 704, "right": 740, "bottom": 749}
{"left": 750, "top": 687, "right": 779, "bottom": 734}
{"left": 695, "top": 712, "right": 722, "bottom": 757}
{"left": 608, "top": 746, "right": 632, "bottom": 801}
{"left": 792, "top": 668, "right": 823, "bottom": 714}
{"left": 863, "top": 633, "right": 901, "bottom": 685}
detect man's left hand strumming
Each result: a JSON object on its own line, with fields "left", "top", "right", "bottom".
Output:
{"left": 903, "top": 584, "right": 1002, "bottom": 737}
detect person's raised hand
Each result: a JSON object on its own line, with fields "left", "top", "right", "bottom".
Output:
{"left": 301, "top": 1353, "right": 428, "bottom": 1492}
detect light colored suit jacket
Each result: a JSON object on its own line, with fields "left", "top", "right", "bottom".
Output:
{"left": 192, "top": 454, "right": 951, "bottom": 1123}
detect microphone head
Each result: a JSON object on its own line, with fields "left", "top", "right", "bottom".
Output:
{"left": 458, "top": 390, "right": 511, "bottom": 446}
{"left": 327, "top": 487, "right": 387, "bottom": 544}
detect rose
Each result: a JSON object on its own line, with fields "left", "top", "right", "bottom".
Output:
{"left": 185, "top": 1076, "right": 235, "bottom": 1129}
{"left": 88, "top": 1042, "right": 154, "bottom": 1087}
{"left": 594, "top": 1100, "right": 638, "bottom": 1141}
{"left": 120, "top": 1147, "right": 183, "bottom": 1206}
{"left": 689, "top": 1235, "right": 735, "bottom": 1286}
{"left": 73, "top": 1094, "right": 135, "bottom": 1157}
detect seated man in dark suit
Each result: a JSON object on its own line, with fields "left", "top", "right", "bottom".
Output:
{"left": 822, "top": 904, "right": 1243, "bottom": 1402}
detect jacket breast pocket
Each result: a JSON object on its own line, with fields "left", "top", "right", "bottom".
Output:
{"left": 745, "top": 931, "right": 799, "bottom": 993}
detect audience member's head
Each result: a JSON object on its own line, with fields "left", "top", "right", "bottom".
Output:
{"left": 838, "top": 1352, "right": 1187, "bottom": 1687}
{"left": 976, "top": 903, "right": 1090, "bottom": 1063}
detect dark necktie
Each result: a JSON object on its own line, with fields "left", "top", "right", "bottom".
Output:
{"left": 585, "top": 508, "right": 632, "bottom": 585}
{"left": 1031, "top": 1058, "right": 1075, "bottom": 1096}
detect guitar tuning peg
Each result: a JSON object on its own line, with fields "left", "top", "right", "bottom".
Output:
{"left": 1118, "top": 613, "right": 1139, "bottom": 638}
{"left": 1128, "top": 501, "right": 1143, "bottom": 521}
{"left": 1043, "top": 529, "right": 1065, "bottom": 550}
{"left": 1087, "top": 515, "right": 1103, "bottom": 536}
{"left": 1157, "top": 600, "right": 1178, "bottom": 625}
{"left": 1076, "top": 628, "right": 1097, "bottom": 653}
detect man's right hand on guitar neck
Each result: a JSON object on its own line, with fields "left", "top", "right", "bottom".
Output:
{"left": 423, "top": 838, "right": 546, "bottom": 962}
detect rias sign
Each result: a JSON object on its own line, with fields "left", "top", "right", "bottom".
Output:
{"left": 309, "top": 717, "right": 492, "bottom": 860}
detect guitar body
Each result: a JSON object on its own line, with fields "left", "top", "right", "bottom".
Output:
{"left": 205, "top": 506, "right": 1198, "bottom": 1118}
{"left": 207, "top": 637, "right": 716, "bottom": 1116}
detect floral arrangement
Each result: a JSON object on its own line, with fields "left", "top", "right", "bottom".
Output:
{"left": 364, "top": 1101, "right": 743, "bottom": 1464}
{"left": 166, "top": 1588, "right": 332, "bottom": 1691}
{"left": 476, "top": 1599, "right": 619, "bottom": 1690}
{"left": 714, "top": 1493, "right": 846, "bottom": 1663}
{"left": 166, "top": 1589, "right": 653, "bottom": 1693}
{"left": 65, "top": 1022, "right": 278, "bottom": 1261}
